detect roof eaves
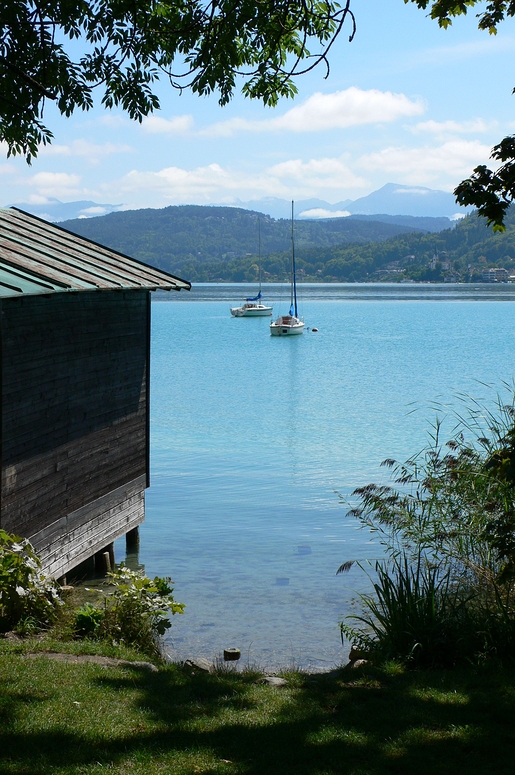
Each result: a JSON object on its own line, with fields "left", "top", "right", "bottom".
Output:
{"left": 10, "top": 207, "right": 192, "bottom": 292}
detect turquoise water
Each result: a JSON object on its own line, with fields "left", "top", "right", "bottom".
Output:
{"left": 118, "top": 283, "right": 515, "bottom": 670}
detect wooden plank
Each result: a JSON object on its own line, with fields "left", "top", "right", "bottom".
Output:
{"left": 1, "top": 290, "right": 150, "bottom": 540}
{"left": 2, "top": 455, "right": 147, "bottom": 537}
{"left": 2, "top": 414, "right": 146, "bottom": 467}
{"left": 32, "top": 480, "right": 146, "bottom": 578}
{"left": 30, "top": 476, "right": 145, "bottom": 546}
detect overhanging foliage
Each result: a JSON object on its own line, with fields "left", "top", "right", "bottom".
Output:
{"left": 0, "top": 0, "right": 355, "bottom": 161}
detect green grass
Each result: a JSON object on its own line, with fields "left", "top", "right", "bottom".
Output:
{"left": 2, "top": 639, "right": 515, "bottom": 775}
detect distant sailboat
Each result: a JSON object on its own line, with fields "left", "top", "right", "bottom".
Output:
{"left": 230, "top": 219, "right": 273, "bottom": 317}
{"left": 270, "top": 202, "right": 304, "bottom": 336}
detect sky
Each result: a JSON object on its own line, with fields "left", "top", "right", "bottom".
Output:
{"left": 1, "top": 0, "right": 514, "bottom": 214}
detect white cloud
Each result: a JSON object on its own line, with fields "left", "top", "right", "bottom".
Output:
{"left": 79, "top": 206, "right": 111, "bottom": 216}
{"left": 413, "top": 34, "right": 515, "bottom": 67}
{"left": 357, "top": 140, "right": 492, "bottom": 185}
{"left": 203, "top": 87, "right": 425, "bottom": 136}
{"left": 0, "top": 163, "right": 16, "bottom": 176}
{"left": 116, "top": 163, "right": 272, "bottom": 201}
{"left": 299, "top": 208, "right": 351, "bottom": 219}
{"left": 142, "top": 115, "right": 195, "bottom": 134}
{"left": 107, "top": 154, "right": 369, "bottom": 204}
{"left": 411, "top": 119, "right": 496, "bottom": 135}
{"left": 268, "top": 157, "right": 367, "bottom": 190}
{"left": 39, "top": 140, "right": 132, "bottom": 164}
{"left": 28, "top": 172, "right": 83, "bottom": 198}
{"left": 96, "top": 114, "right": 129, "bottom": 129}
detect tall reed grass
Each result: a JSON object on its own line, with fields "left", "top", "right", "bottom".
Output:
{"left": 339, "top": 387, "right": 515, "bottom": 667}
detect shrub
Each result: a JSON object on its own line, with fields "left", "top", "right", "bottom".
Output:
{"left": 339, "top": 391, "right": 515, "bottom": 667}
{"left": 340, "top": 554, "right": 477, "bottom": 667}
{"left": 0, "top": 530, "right": 62, "bottom": 633}
{"left": 74, "top": 602, "right": 104, "bottom": 638}
{"left": 74, "top": 566, "right": 185, "bottom": 658}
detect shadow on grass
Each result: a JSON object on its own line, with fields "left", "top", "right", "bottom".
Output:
{"left": 2, "top": 658, "right": 515, "bottom": 775}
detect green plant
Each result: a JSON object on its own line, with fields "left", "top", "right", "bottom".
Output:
{"left": 74, "top": 602, "right": 105, "bottom": 638}
{"left": 0, "top": 530, "right": 62, "bottom": 633}
{"left": 339, "top": 389, "right": 515, "bottom": 666}
{"left": 74, "top": 566, "right": 185, "bottom": 658}
{"left": 340, "top": 554, "right": 475, "bottom": 667}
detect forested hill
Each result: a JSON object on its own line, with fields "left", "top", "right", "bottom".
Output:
{"left": 62, "top": 204, "right": 515, "bottom": 283}
{"left": 62, "top": 205, "right": 437, "bottom": 273}
{"left": 290, "top": 208, "right": 515, "bottom": 283}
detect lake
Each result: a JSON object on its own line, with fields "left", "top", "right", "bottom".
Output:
{"left": 116, "top": 283, "right": 515, "bottom": 671}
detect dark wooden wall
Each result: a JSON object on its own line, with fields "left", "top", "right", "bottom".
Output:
{"left": 0, "top": 289, "right": 150, "bottom": 540}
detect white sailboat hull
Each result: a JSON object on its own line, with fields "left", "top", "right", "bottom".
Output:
{"left": 270, "top": 202, "right": 305, "bottom": 336}
{"left": 231, "top": 303, "right": 273, "bottom": 317}
{"left": 270, "top": 315, "right": 304, "bottom": 336}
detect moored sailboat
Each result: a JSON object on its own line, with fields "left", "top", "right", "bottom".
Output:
{"left": 230, "top": 218, "right": 273, "bottom": 317}
{"left": 230, "top": 289, "right": 273, "bottom": 317}
{"left": 270, "top": 202, "right": 304, "bottom": 336}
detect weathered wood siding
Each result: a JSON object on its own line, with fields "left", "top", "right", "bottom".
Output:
{"left": 0, "top": 290, "right": 150, "bottom": 548}
{"left": 30, "top": 476, "right": 146, "bottom": 579}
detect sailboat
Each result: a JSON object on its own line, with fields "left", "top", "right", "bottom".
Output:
{"left": 230, "top": 219, "right": 273, "bottom": 317}
{"left": 270, "top": 201, "right": 304, "bottom": 336}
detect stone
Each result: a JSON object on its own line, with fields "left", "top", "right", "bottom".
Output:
{"left": 350, "top": 659, "right": 368, "bottom": 669}
{"left": 184, "top": 657, "right": 215, "bottom": 673}
{"left": 259, "top": 676, "right": 288, "bottom": 687}
{"left": 223, "top": 648, "right": 241, "bottom": 661}
{"left": 24, "top": 652, "right": 158, "bottom": 671}
{"left": 3, "top": 632, "right": 21, "bottom": 641}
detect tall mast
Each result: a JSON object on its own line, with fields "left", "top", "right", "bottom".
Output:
{"left": 291, "top": 200, "right": 298, "bottom": 317}
{"left": 258, "top": 217, "right": 262, "bottom": 293}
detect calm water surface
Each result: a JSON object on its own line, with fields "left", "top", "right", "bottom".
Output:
{"left": 117, "top": 284, "right": 515, "bottom": 670}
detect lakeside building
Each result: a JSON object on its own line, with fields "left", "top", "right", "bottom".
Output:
{"left": 481, "top": 268, "right": 509, "bottom": 283}
{"left": 0, "top": 208, "right": 190, "bottom": 578}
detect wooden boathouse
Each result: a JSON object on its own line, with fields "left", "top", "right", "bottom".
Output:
{"left": 0, "top": 208, "right": 190, "bottom": 578}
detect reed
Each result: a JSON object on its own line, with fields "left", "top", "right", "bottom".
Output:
{"left": 339, "top": 387, "right": 515, "bottom": 667}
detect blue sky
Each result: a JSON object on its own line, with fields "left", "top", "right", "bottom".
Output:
{"left": 1, "top": 0, "right": 514, "bottom": 214}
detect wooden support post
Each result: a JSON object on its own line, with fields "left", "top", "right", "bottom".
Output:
{"left": 126, "top": 526, "right": 140, "bottom": 551}
{"left": 94, "top": 543, "right": 115, "bottom": 575}
{"left": 103, "top": 552, "right": 111, "bottom": 572}
{"left": 107, "top": 542, "right": 115, "bottom": 571}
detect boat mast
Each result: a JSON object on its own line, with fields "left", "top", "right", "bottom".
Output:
{"left": 258, "top": 217, "right": 262, "bottom": 294}
{"left": 291, "top": 200, "right": 298, "bottom": 317}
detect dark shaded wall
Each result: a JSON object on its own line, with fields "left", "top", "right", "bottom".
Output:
{"left": 0, "top": 289, "right": 149, "bottom": 538}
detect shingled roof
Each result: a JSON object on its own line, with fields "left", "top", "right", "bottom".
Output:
{"left": 0, "top": 207, "right": 191, "bottom": 298}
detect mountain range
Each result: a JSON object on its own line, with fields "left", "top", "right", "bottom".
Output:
{"left": 5, "top": 182, "right": 472, "bottom": 225}
{"left": 236, "top": 184, "right": 473, "bottom": 220}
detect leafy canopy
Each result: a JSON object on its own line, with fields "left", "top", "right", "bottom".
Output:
{"left": 0, "top": 0, "right": 355, "bottom": 162}
{"left": 407, "top": 1, "right": 515, "bottom": 230}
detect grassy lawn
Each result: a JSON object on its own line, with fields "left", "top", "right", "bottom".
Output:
{"left": 2, "top": 640, "right": 515, "bottom": 775}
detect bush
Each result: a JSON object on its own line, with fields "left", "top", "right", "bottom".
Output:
{"left": 74, "top": 566, "right": 185, "bottom": 658}
{"left": 74, "top": 602, "right": 104, "bottom": 638}
{"left": 340, "top": 554, "right": 477, "bottom": 667}
{"left": 0, "top": 530, "right": 62, "bottom": 634}
{"left": 339, "top": 391, "right": 515, "bottom": 667}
